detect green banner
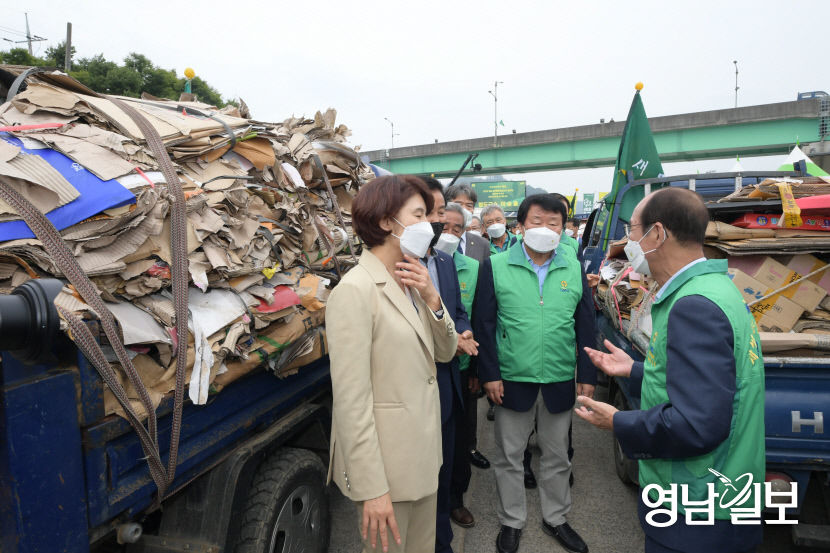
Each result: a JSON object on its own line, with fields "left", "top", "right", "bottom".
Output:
{"left": 583, "top": 193, "right": 595, "bottom": 213}
{"left": 471, "top": 180, "right": 526, "bottom": 209}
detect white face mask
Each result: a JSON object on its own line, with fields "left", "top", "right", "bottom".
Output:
{"left": 434, "top": 233, "right": 461, "bottom": 255}
{"left": 487, "top": 223, "right": 506, "bottom": 239}
{"left": 565, "top": 229, "right": 575, "bottom": 237}
{"left": 463, "top": 209, "right": 473, "bottom": 228}
{"left": 468, "top": 229, "right": 482, "bottom": 237}
{"left": 392, "top": 218, "right": 434, "bottom": 259}
{"left": 523, "top": 227, "right": 560, "bottom": 253}
{"left": 623, "top": 224, "right": 663, "bottom": 277}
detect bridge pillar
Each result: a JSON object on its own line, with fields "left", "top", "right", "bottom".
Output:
{"left": 804, "top": 142, "right": 830, "bottom": 174}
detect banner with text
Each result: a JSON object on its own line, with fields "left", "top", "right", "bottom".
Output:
{"left": 583, "top": 193, "right": 595, "bottom": 213}
{"left": 471, "top": 180, "right": 526, "bottom": 209}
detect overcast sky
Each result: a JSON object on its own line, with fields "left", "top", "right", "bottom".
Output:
{"left": 2, "top": 0, "right": 828, "bottom": 196}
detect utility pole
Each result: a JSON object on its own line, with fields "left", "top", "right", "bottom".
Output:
{"left": 25, "top": 13, "right": 32, "bottom": 55}
{"left": 488, "top": 80, "right": 503, "bottom": 147}
{"left": 383, "top": 117, "right": 398, "bottom": 148}
{"left": 64, "top": 22, "right": 72, "bottom": 72}
{"left": 8, "top": 13, "right": 47, "bottom": 55}
{"left": 733, "top": 60, "right": 739, "bottom": 108}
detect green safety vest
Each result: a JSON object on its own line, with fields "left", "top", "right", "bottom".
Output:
{"left": 489, "top": 231, "right": 516, "bottom": 255}
{"left": 639, "top": 259, "right": 766, "bottom": 519}
{"left": 453, "top": 252, "right": 479, "bottom": 371}
{"left": 491, "top": 243, "right": 582, "bottom": 382}
{"left": 563, "top": 234, "right": 579, "bottom": 254}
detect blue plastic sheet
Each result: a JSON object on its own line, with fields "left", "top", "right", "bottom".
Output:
{"left": 0, "top": 133, "right": 136, "bottom": 241}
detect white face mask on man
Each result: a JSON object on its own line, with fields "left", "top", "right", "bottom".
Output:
{"left": 623, "top": 224, "right": 665, "bottom": 277}
{"left": 434, "top": 233, "right": 461, "bottom": 256}
{"left": 486, "top": 223, "right": 506, "bottom": 239}
{"left": 522, "top": 227, "right": 560, "bottom": 253}
{"left": 392, "top": 218, "right": 434, "bottom": 259}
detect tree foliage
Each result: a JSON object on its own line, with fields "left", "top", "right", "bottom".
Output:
{"left": 0, "top": 42, "right": 232, "bottom": 107}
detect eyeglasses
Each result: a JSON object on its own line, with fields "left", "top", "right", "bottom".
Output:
{"left": 623, "top": 223, "right": 643, "bottom": 238}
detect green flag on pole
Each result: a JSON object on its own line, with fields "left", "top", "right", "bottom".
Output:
{"left": 602, "top": 84, "right": 664, "bottom": 246}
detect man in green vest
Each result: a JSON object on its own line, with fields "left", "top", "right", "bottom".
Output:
{"left": 481, "top": 204, "right": 518, "bottom": 254}
{"left": 475, "top": 194, "right": 596, "bottom": 553}
{"left": 576, "top": 187, "right": 765, "bottom": 553}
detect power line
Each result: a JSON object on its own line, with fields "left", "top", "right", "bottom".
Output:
{"left": 1, "top": 13, "right": 47, "bottom": 55}
{"left": 0, "top": 25, "right": 29, "bottom": 38}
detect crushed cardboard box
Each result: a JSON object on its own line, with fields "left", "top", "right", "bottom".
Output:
{"left": 0, "top": 66, "right": 375, "bottom": 419}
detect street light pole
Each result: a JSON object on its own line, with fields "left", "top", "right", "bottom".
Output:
{"left": 488, "top": 80, "right": 503, "bottom": 147}
{"left": 383, "top": 117, "right": 397, "bottom": 148}
{"left": 733, "top": 60, "right": 739, "bottom": 108}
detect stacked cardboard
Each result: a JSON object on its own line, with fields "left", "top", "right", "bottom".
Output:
{"left": 597, "top": 178, "right": 830, "bottom": 357}
{"left": 0, "top": 67, "right": 373, "bottom": 419}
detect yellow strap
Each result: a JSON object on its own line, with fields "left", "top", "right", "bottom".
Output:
{"left": 777, "top": 182, "right": 803, "bottom": 228}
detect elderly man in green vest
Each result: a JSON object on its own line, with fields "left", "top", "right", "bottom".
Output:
{"left": 481, "top": 204, "right": 518, "bottom": 254}
{"left": 576, "top": 187, "right": 765, "bottom": 553}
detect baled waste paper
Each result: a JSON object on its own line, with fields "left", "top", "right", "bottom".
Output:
{"left": 0, "top": 66, "right": 372, "bottom": 422}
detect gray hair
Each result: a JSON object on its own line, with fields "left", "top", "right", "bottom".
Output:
{"left": 445, "top": 202, "right": 466, "bottom": 219}
{"left": 445, "top": 183, "right": 478, "bottom": 203}
{"left": 471, "top": 215, "right": 482, "bottom": 224}
{"left": 480, "top": 204, "right": 504, "bottom": 220}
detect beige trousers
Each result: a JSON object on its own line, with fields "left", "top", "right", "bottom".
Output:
{"left": 355, "top": 492, "right": 438, "bottom": 553}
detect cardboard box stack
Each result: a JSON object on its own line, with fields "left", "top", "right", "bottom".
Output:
{"left": 0, "top": 67, "right": 374, "bottom": 419}
{"left": 597, "top": 178, "right": 830, "bottom": 357}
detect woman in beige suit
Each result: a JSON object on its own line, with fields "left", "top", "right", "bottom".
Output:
{"left": 326, "top": 175, "right": 458, "bottom": 553}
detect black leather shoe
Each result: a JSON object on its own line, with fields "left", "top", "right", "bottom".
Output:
{"left": 487, "top": 404, "right": 496, "bottom": 421}
{"left": 496, "top": 525, "right": 521, "bottom": 553}
{"left": 470, "top": 449, "right": 490, "bottom": 469}
{"left": 542, "top": 520, "right": 588, "bottom": 553}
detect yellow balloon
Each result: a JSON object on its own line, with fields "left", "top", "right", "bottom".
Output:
{"left": 184, "top": 67, "right": 195, "bottom": 79}
{"left": 635, "top": 82, "right": 644, "bottom": 91}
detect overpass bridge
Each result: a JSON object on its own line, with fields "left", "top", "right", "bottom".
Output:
{"left": 362, "top": 98, "right": 830, "bottom": 177}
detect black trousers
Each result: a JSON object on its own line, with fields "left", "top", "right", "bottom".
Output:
{"left": 450, "top": 370, "right": 478, "bottom": 510}
{"left": 436, "top": 396, "right": 459, "bottom": 553}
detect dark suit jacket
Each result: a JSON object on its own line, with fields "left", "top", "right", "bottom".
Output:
{"left": 432, "top": 249, "right": 472, "bottom": 423}
{"left": 462, "top": 232, "right": 490, "bottom": 263}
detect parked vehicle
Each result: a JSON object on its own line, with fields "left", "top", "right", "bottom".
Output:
{"left": 581, "top": 169, "right": 830, "bottom": 548}
{"left": 0, "top": 278, "right": 333, "bottom": 553}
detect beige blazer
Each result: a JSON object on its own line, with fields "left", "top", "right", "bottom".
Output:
{"left": 325, "top": 249, "right": 458, "bottom": 503}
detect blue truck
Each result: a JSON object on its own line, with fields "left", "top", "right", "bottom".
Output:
{"left": 0, "top": 278, "right": 334, "bottom": 552}
{"left": 581, "top": 169, "right": 830, "bottom": 548}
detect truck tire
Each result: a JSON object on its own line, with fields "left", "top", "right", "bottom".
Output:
{"left": 612, "top": 387, "right": 638, "bottom": 486}
{"left": 233, "top": 447, "right": 329, "bottom": 553}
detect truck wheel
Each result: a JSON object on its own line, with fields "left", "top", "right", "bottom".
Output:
{"left": 612, "top": 388, "right": 637, "bottom": 486}
{"left": 233, "top": 447, "right": 329, "bottom": 553}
